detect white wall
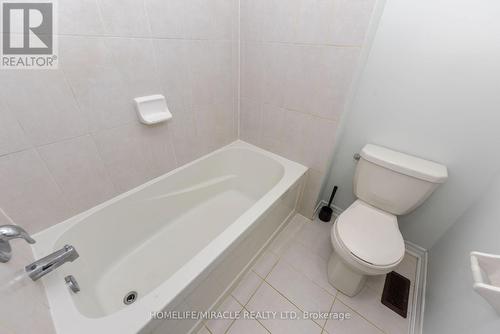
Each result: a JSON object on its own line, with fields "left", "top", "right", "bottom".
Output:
{"left": 322, "top": 0, "right": 500, "bottom": 249}
{"left": 424, "top": 172, "right": 500, "bottom": 333}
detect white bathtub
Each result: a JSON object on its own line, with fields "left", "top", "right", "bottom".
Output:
{"left": 33, "top": 141, "right": 307, "bottom": 334}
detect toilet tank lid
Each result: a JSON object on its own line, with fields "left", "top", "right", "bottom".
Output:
{"left": 360, "top": 144, "right": 448, "bottom": 183}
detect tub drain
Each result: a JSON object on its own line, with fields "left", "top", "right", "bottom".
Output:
{"left": 124, "top": 291, "right": 138, "bottom": 305}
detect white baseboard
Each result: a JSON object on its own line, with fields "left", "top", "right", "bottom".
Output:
{"left": 405, "top": 241, "right": 427, "bottom": 334}
{"left": 314, "top": 200, "right": 427, "bottom": 334}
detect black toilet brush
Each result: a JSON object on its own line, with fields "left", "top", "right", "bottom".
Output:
{"left": 319, "top": 186, "right": 338, "bottom": 222}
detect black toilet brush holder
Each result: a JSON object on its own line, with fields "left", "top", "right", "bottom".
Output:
{"left": 319, "top": 186, "right": 338, "bottom": 222}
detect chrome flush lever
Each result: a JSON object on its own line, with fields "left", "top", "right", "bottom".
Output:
{"left": 0, "top": 225, "right": 36, "bottom": 263}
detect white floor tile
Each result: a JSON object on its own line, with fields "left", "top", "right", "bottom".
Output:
{"left": 365, "top": 252, "right": 417, "bottom": 297}
{"left": 337, "top": 284, "right": 410, "bottom": 334}
{"left": 226, "top": 318, "right": 269, "bottom": 334}
{"left": 152, "top": 301, "right": 192, "bottom": 334}
{"left": 281, "top": 241, "right": 337, "bottom": 295}
{"left": 294, "top": 219, "right": 333, "bottom": 260}
{"left": 268, "top": 214, "right": 307, "bottom": 255}
{"left": 196, "top": 325, "right": 211, "bottom": 334}
{"left": 246, "top": 282, "right": 323, "bottom": 334}
{"left": 231, "top": 271, "right": 263, "bottom": 306}
{"left": 324, "top": 299, "right": 383, "bottom": 334}
{"left": 219, "top": 214, "right": 417, "bottom": 334}
{"left": 267, "top": 260, "right": 334, "bottom": 327}
{"left": 252, "top": 250, "right": 279, "bottom": 278}
{"left": 364, "top": 273, "right": 386, "bottom": 292}
{"left": 205, "top": 296, "right": 242, "bottom": 334}
{"left": 395, "top": 253, "right": 418, "bottom": 283}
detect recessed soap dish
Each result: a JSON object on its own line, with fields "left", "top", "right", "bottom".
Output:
{"left": 471, "top": 251, "right": 500, "bottom": 314}
{"left": 134, "top": 94, "right": 172, "bottom": 125}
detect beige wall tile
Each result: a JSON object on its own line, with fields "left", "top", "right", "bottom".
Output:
{"left": 239, "top": 0, "right": 374, "bottom": 217}
{"left": 97, "top": 0, "right": 151, "bottom": 37}
{"left": 38, "top": 135, "right": 117, "bottom": 214}
{"left": 59, "top": 0, "right": 104, "bottom": 35}
{"left": 0, "top": 70, "right": 88, "bottom": 146}
{"left": 0, "top": 150, "right": 71, "bottom": 234}
{"left": 0, "top": 102, "right": 30, "bottom": 156}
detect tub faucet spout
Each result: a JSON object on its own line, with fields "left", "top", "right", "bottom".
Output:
{"left": 26, "top": 245, "right": 79, "bottom": 281}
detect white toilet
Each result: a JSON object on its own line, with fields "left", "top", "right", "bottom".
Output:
{"left": 328, "top": 144, "right": 448, "bottom": 296}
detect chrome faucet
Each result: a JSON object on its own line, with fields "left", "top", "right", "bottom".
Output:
{"left": 0, "top": 225, "right": 36, "bottom": 263}
{"left": 25, "top": 245, "right": 79, "bottom": 281}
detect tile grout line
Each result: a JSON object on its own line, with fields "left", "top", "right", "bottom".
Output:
{"left": 225, "top": 298, "right": 248, "bottom": 333}
{"left": 259, "top": 279, "right": 325, "bottom": 330}
{"left": 210, "top": 259, "right": 271, "bottom": 334}
{"left": 1, "top": 113, "right": 179, "bottom": 161}
{"left": 202, "top": 214, "right": 415, "bottom": 334}
{"left": 203, "top": 295, "right": 241, "bottom": 334}
{"left": 32, "top": 147, "right": 73, "bottom": 216}
{"left": 236, "top": 0, "right": 241, "bottom": 139}
{"left": 240, "top": 38, "right": 364, "bottom": 48}
{"left": 267, "top": 249, "right": 337, "bottom": 298}
{"left": 203, "top": 324, "right": 214, "bottom": 334}
{"left": 256, "top": 215, "right": 396, "bottom": 334}
{"left": 223, "top": 250, "right": 282, "bottom": 334}
{"left": 293, "top": 228, "right": 333, "bottom": 261}
{"left": 241, "top": 96, "right": 342, "bottom": 124}
{"left": 146, "top": 34, "right": 180, "bottom": 170}
{"left": 223, "top": 290, "right": 268, "bottom": 334}
{"left": 265, "top": 227, "right": 338, "bottom": 298}
{"left": 242, "top": 305, "right": 272, "bottom": 334}
{"left": 0, "top": 96, "right": 33, "bottom": 157}
{"left": 54, "top": 33, "right": 363, "bottom": 48}
{"left": 334, "top": 298, "right": 388, "bottom": 334}
{"left": 261, "top": 217, "right": 339, "bottom": 329}
{"left": 220, "top": 296, "right": 243, "bottom": 334}
{"left": 320, "top": 294, "right": 336, "bottom": 334}
{"left": 210, "top": 216, "right": 304, "bottom": 328}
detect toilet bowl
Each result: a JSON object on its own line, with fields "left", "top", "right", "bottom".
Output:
{"left": 326, "top": 144, "right": 448, "bottom": 296}
{"left": 328, "top": 200, "right": 405, "bottom": 296}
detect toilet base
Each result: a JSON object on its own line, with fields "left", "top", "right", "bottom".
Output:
{"left": 328, "top": 251, "right": 367, "bottom": 297}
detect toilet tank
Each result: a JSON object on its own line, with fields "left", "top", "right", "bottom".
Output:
{"left": 354, "top": 144, "right": 448, "bottom": 215}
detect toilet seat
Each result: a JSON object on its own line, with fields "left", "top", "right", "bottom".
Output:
{"left": 335, "top": 200, "right": 405, "bottom": 267}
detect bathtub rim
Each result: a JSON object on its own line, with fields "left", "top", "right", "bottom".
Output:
{"left": 31, "top": 140, "right": 308, "bottom": 334}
